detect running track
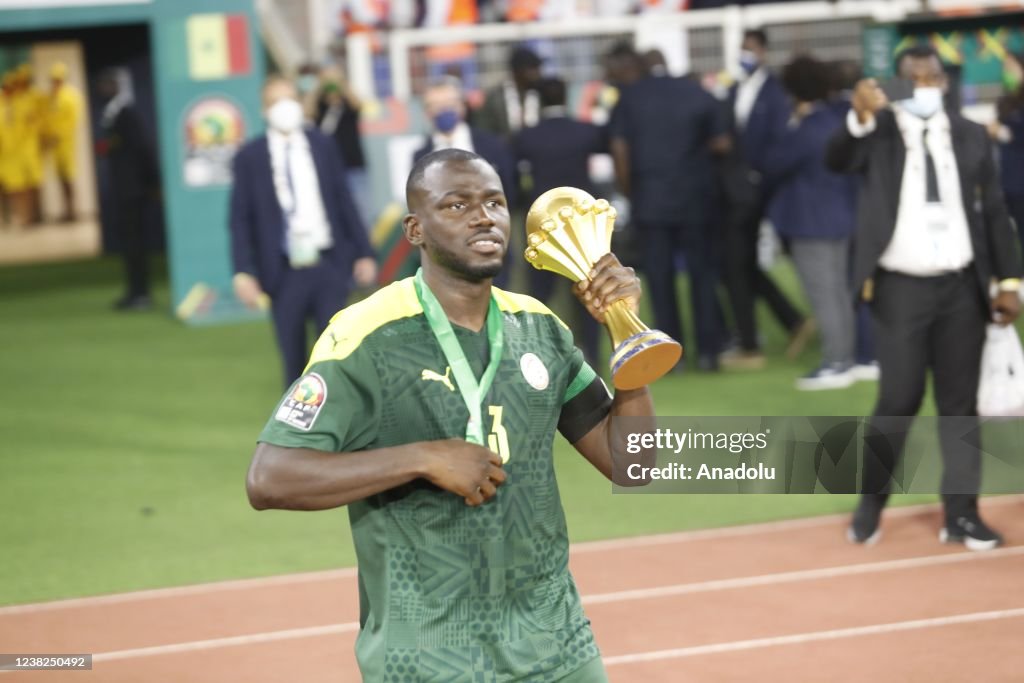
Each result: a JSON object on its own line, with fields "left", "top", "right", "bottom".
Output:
{"left": 2, "top": 496, "right": 1023, "bottom": 682}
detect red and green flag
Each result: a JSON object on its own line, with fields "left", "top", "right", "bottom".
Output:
{"left": 186, "top": 14, "right": 251, "bottom": 81}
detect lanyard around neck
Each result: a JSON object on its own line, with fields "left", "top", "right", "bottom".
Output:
{"left": 414, "top": 268, "right": 504, "bottom": 445}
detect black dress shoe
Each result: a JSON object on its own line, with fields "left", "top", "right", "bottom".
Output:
{"left": 847, "top": 494, "right": 888, "bottom": 545}
{"left": 113, "top": 294, "right": 154, "bottom": 311}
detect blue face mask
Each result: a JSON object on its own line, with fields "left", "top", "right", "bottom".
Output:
{"left": 433, "top": 109, "right": 460, "bottom": 134}
{"left": 902, "top": 87, "right": 943, "bottom": 119}
{"left": 739, "top": 50, "right": 760, "bottom": 75}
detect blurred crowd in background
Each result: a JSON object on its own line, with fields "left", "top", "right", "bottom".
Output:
{"left": 250, "top": 29, "right": 1024, "bottom": 390}
{"left": 334, "top": 0, "right": 862, "bottom": 33}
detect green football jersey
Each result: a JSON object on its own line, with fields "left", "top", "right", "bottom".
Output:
{"left": 258, "top": 277, "right": 610, "bottom": 682}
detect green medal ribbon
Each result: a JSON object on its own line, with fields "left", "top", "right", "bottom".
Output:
{"left": 414, "top": 268, "right": 504, "bottom": 445}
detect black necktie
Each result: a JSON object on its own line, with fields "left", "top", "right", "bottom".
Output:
{"left": 922, "top": 128, "right": 940, "bottom": 203}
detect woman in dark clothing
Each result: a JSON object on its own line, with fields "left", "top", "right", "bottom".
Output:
{"left": 762, "top": 56, "right": 861, "bottom": 390}
{"left": 993, "top": 51, "right": 1024, "bottom": 258}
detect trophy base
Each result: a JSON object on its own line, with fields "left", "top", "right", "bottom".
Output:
{"left": 610, "top": 330, "right": 683, "bottom": 390}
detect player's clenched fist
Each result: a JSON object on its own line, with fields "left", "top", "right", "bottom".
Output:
{"left": 574, "top": 253, "right": 642, "bottom": 324}
{"left": 421, "top": 439, "right": 507, "bottom": 506}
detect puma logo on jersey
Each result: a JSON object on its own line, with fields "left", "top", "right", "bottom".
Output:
{"left": 421, "top": 367, "right": 454, "bottom": 392}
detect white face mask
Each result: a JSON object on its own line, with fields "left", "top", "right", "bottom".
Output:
{"left": 902, "top": 87, "right": 943, "bottom": 119}
{"left": 266, "top": 98, "right": 304, "bottom": 133}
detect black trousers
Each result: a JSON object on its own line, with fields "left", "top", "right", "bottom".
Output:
{"left": 115, "top": 194, "right": 149, "bottom": 298}
{"left": 722, "top": 198, "right": 802, "bottom": 350}
{"left": 862, "top": 268, "right": 988, "bottom": 517}
{"left": 270, "top": 257, "right": 353, "bottom": 388}
{"left": 636, "top": 219, "right": 720, "bottom": 360}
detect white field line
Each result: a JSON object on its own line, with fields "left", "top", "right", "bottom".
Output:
{"left": 92, "top": 623, "right": 357, "bottom": 665}
{"left": 2, "top": 494, "right": 1021, "bottom": 616}
{"left": 581, "top": 545, "right": 1024, "bottom": 605}
{"left": 602, "top": 607, "right": 1024, "bottom": 666}
{"left": 5, "top": 546, "right": 1021, "bottom": 666}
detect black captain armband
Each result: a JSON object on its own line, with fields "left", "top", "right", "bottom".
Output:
{"left": 558, "top": 376, "right": 613, "bottom": 444}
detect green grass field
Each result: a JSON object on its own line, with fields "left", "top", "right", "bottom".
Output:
{"left": 0, "top": 257, "right": 940, "bottom": 607}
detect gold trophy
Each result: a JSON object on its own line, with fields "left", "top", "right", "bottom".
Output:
{"left": 525, "top": 187, "right": 682, "bottom": 390}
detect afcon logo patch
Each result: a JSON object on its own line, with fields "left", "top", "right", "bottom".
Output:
{"left": 275, "top": 373, "right": 327, "bottom": 430}
{"left": 520, "top": 353, "right": 549, "bottom": 391}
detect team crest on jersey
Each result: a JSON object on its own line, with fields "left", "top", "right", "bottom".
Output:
{"left": 520, "top": 353, "right": 549, "bottom": 391}
{"left": 275, "top": 372, "right": 327, "bottom": 431}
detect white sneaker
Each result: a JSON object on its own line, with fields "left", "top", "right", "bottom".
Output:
{"left": 850, "top": 362, "right": 880, "bottom": 382}
{"left": 796, "top": 364, "right": 854, "bottom": 391}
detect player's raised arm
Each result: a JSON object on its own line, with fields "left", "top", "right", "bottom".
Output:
{"left": 567, "top": 254, "right": 657, "bottom": 485}
{"left": 246, "top": 439, "right": 506, "bottom": 511}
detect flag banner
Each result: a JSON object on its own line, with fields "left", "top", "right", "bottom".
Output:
{"left": 186, "top": 13, "right": 250, "bottom": 81}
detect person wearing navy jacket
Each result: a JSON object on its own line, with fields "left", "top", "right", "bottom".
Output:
{"left": 720, "top": 29, "right": 811, "bottom": 370}
{"left": 763, "top": 56, "right": 859, "bottom": 391}
{"left": 230, "top": 76, "right": 377, "bottom": 388}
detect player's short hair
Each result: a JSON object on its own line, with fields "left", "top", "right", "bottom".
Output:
{"left": 406, "top": 148, "right": 487, "bottom": 209}
{"left": 895, "top": 44, "right": 941, "bottom": 72}
{"left": 743, "top": 29, "right": 768, "bottom": 49}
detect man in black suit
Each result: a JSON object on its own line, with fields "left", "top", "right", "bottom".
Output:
{"left": 230, "top": 76, "right": 377, "bottom": 388}
{"left": 513, "top": 76, "right": 605, "bottom": 364}
{"left": 827, "top": 45, "right": 1022, "bottom": 550}
{"left": 96, "top": 68, "right": 159, "bottom": 311}
{"left": 610, "top": 50, "right": 728, "bottom": 371}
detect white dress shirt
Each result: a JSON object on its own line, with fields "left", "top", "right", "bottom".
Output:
{"left": 846, "top": 107, "right": 973, "bottom": 276}
{"left": 268, "top": 129, "right": 333, "bottom": 262}
{"left": 431, "top": 121, "right": 475, "bottom": 154}
{"left": 734, "top": 67, "right": 768, "bottom": 131}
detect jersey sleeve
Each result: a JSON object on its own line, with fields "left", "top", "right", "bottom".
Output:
{"left": 257, "top": 348, "right": 381, "bottom": 453}
{"left": 556, "top": 328, "right": 612, "bottom": 444}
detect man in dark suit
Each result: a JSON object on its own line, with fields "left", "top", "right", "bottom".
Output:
{"left": 414, "top": 76, "right": 516, "bottom": 284}
{"left": 720, "top": 29, "right": 810, "bottom": 369}
{"left": 230, "top": 76, "right": 377, "bottom": 388}
{"left": 610, "top": 50, "right": 728, "bottom": 371}
{"left": 413, "top": 76, "right": 516, "bottom": 200}
{"left": 827, "top": 45, "right": 1022, "bottom": 550}
{"left": 96, "top": 68, "right": 160, "bottom": 311}
{"left": 513, "top": 76, "right": 605, "bottom": 364}
{"left": 513, "top": 77, "right": 605, "bottom": 210}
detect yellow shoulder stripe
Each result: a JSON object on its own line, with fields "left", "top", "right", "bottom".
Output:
{"left": 492, "top": 287, "right": 568, "bottom": 329}
{"left": 305, "top": 278, "right": 422, "bottom": 367}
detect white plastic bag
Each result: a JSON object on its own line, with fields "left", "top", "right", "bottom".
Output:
{"left": 977, "top": 323, "right": 1024, "bottom": 416}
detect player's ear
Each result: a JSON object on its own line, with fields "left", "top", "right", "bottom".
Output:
{"left": 403, "top": 214, "right": 424, "bottom": 246}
